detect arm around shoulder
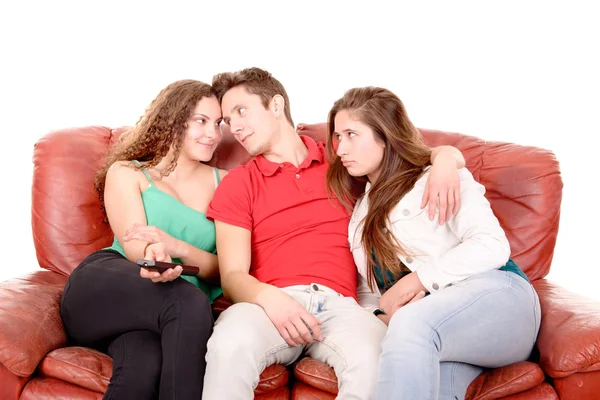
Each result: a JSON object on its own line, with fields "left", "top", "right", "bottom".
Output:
{"left": 416, "top": 169, "right": 511, "bottom": 291}
{"left": 430, "top": 145, "right": 465, "bottom": 169}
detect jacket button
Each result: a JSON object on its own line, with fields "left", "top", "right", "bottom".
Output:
{"left": 406, "top": 257, "right": 413, "bottom": 263}
{"left": 402, "top": 209, "right": 410, "bottom": 216}
{"left": 432, "top": 283, "right": 439, "bottom": 290}
{"left": 312, "top": 284, "right": 319, "bottom": 291}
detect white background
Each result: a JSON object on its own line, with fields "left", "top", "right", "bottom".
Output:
{"left": 1, "top": 1, "right": 598, "bottom": 299}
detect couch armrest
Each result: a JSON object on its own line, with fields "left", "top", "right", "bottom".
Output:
{"left": 0, "top": 271, "right": 68, "bottom": 377}
{"left": 533, "top": 279, "right": 600, "bottom": 378}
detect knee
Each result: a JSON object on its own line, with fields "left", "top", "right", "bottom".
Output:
{"left": 333, "top": 345, "right": 381, "bottom": 396}
{"left": 343, "top": 346, "right": 381, "bottom": 374}
{"left": 169, "top": 283, "right": 214, "bottom": 334}
{"left": 384, "top": 307, "right": 437, "bottom": 350}
{"left": 206, "top": 303, "right": 264, "bottom": 360}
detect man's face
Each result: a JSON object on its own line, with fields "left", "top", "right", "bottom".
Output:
{"left": 221, "top": 86, "right": 276, "bottom": 156}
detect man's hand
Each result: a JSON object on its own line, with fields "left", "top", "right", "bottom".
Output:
{"left": 139, "top": 242, "right": 182, "bottom": 283}
{"left": 258, "top": 287, "right": 323, "bottom": 347}
{"left": 124, "top": 223, "right": 183, "bottom": 258}
{"left": 421, "top": 156, "right": 461, "bottom": 225}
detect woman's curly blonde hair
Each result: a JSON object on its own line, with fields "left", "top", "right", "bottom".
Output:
{"left": 94, "top": 79, "right": 215, "bottom": 220}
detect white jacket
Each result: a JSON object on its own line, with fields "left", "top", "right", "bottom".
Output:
{"left": 349, "top": 167, "right": 511, "bottom": 313}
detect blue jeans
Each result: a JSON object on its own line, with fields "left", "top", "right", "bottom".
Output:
{"left": 374, "top": 269, "right": 541, "bottom": 400}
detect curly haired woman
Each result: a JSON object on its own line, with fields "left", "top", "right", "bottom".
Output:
{"left": 60, "top": 80, "right": 226, "bottom": 400}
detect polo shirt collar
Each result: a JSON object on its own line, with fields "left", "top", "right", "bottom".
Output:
{"left": 254, "top": 135, "right": 324, "bottom": 176}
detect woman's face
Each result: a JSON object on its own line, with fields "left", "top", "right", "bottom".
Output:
{"left": 181, "top": 95, "right": 223, "bottom": 162}
{"left": 333, "top": 109, "right": 385, "bottom": 182}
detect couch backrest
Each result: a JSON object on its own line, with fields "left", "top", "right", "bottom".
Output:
{"left": 32, "top": 123, "right": 562, "bottom": 281}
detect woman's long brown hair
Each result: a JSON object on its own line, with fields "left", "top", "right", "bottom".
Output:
{"left": 95, "top": 80, "right": 215, "bottom": 221}
{"left": 325, "top": 87, "right": 432, "bottom": 290}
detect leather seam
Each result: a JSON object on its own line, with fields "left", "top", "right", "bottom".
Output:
{"left": 259, "top": 368, "right": 287, "bottom": 384}
{"left": 545, "top": 360, "right": 600, "bottom": 376}
{"left": 296, "top": 366, "right": 337, "bottom": 385}
{"left": 478, "top": 368, "right": 541, "bottom": 397}
{"left": 43, "top": 354, "right": 110, "bottom": 384}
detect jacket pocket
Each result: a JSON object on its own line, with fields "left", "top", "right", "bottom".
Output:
{"left": 390, "top": 199, "right": 437, "bottom": 241}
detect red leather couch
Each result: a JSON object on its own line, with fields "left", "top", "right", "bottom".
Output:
{"left": 0, "top": 122, "right": 598, "bottom": 399}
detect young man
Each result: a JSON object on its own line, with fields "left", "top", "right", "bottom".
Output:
{"left": 202, "top": 67, "right": 465, "bottom": 399}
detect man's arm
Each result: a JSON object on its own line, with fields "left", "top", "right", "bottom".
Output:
{"left": 431, "top": 145, "right": 465, "bottom": 168}
{"left": 215, "top": 220, "right": 270, "bottom": 303}
{"left": 422, "top": 145, "right": 466, "bottom": 224}
{"left": 215, "top": 220, "right": 323, "bottom": 347}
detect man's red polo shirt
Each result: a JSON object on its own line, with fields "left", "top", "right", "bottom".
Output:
{"left": 206, "top": 135, "right": 357, "bottom": 298}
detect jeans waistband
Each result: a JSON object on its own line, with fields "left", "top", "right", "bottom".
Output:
{"left": 283, "top": 283, "right": 343, "bottom": 297}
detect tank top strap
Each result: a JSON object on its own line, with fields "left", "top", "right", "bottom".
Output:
{"left": 132, "top": 160, "right": 154, "bottom": 184}
{"left": 213, "top": 167, "right": 221, "bottom": 188}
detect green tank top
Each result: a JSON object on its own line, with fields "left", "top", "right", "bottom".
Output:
{"left": 105, "top": 161, "right": 223, "bottom": 303}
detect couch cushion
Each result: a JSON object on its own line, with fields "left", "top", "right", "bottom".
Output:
{"left": 534, "top": 279, "right": 600, "bottom": 378}
{"left": 552, "top": 370, "right": 600, "bottom": 400}
{"left": 255, "top": 385, "right": 291, "bottom": 400}
{"left": 39, "top": 347, "right": 111, "bottom": 393}
{"left": 296, "top": 357, "right": 546, "bottom": 400}
{"left": 32, "top": 127, "right": 125, "bottom": 276}
{"left": 254, "top": 364, "right": 290, "bottom": 395}
{"left": 20, "top": 377, "right": 103, "bottom": 400}
{"left": 0, "top": 362, "right": 29, "bottom": 400}
{"left": 293, "top": 357, "right": 338, "bottom": 395}
{"left": 0, "top": 271, "right": 67, "bottom": 377}
{"left": 465, "top": 361, "right": 545, "bottom": 399}
{"left": 39, "top": 345, "right": 289, "bottom": 396}
{"left": 292, "top": 381, "right": 336, "bottom": 400}
{"left": 503, "top": 382, "right": 558, "bottom": 399}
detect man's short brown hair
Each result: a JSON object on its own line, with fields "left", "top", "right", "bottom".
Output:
{"left": 212, "top": 67, "right": 294, "bottom": 126}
